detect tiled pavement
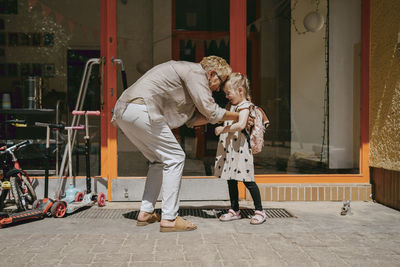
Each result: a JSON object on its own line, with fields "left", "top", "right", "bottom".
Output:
{"left": 0, "top": 201, "right": 400, "bottom": 267}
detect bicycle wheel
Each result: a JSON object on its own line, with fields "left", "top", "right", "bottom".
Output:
{"left": 10, "top": 175, "right": 26, "bottom": 211}
{"left": 0, "top": 188, "right": 8, "bottom": 211}
{"left": 20, "top": 170, "right": 37, "bottom": 204}
{"left": 9, "top": 170, "right": 37, "bottom": 211}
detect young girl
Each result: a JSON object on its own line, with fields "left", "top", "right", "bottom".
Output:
{"left": 214, "top": 73, "right": 267, "bottom": 224}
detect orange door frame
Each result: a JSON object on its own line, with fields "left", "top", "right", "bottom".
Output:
{"left": 100, "top": 0, "right": 118, "bottom": 201}
{"left": 230, "top": 0, "right": 247, "bottom": 198}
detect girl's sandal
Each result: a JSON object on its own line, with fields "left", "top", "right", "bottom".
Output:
{"left": 250, "top": 210, "right": 267, "bottom": 225}
{"left": 136, "top": 212, "right": 161, "bottom": 226}
{"left": 219, "top": 209, "right": 241, "bottom": 221}
{"left": 160, "top": 216, "right": 197, "bottom": 232}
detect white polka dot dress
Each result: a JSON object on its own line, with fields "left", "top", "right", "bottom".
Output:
{"left": 214, "top": 101, "right": 255, "bottom": 182}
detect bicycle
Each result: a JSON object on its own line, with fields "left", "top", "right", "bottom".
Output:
{"left": 0, "top": 140, "right": 37, "bottom": 211}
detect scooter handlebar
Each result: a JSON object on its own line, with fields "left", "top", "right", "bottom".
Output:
{"left": 35, "top": 122, "right": 65, "bottom": 130}
{"left": 72, "top": 110, "right": 100, "bottom": 116}
{"left": 64, "top": 125, "right": 85, "bottom": 131}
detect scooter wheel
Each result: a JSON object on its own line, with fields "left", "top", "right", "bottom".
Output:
{"left": 51, "top": 201, "right": 66, "bottom": 218}
{"left": 75, "top": 192, "right": 84, "bottom": 202}
{"left": 97, "top": 193, "right": 106, "bottom": 207}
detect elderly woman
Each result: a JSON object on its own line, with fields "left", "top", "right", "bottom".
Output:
{"left": 112, "top": 56, "right": 238, "bottom": 232}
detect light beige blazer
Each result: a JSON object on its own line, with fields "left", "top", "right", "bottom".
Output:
{"left": 112, "top": 60, "right": 226, "bottom": 129}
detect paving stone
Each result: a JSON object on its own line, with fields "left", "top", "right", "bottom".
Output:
{"left": 129, "top": 261, "right": 160, "bottom": 267}
{"left": 247, "top": 258, "right": 290, "bottom": 267}
{"left": 177, "top": 233, "right": 203, "bottom": 244}
{"left": 203, "top": 233, "right": 236, "bottom": 245}
{"left": 70, "top": 238, "right": 104, "bottom": 245}
{"left": 268, "top": 239, "right": 302, "bottom": 252}
{"left": 291, "top": 237, "right": 325, "bottom": 247}
{"left": 62, "top": 244, "right": 94, "bottom": 254}
{"left": 28, "top": 252, "right": 64, "bottom": 266}
{"left": 155, "top": 243, "right": 183, "bottom": 252}
{"left": 276, "top": 250, "right": 315, "bottom": 265}
{"left": 91, "top": 263, "right": 128, "bottom": 267}
{"left": 220, "top": 260, "right": 251, "bottom": 267}
{"left": 0, "top": 252, "right": 36, "bottom": 265}
{"left": 217, "top": 245, "right": 252, "bottom": 261}
{"left": 328, "top": 246, "right": 370, "bottom": 259}
{"left": 342, "top": 257, "right": 398, "bottom": 267}
{"left": 122, "top": 242, "right": 155, "bottom": 254}
{"left": 302, "top": 247, "right": 348, "bottom": 265}
{"left": 184, "top": 244, "right": 221, "bottom": 262}
{"left": 130, "top": 252, "right": 155, "bottom": 262}
{"left": 246, "top": 247, "right": 282, "bottom": 261}
{"left": 93, "top": 253, "right": 131, "bottom": 263}
{"left": 60, "top": 253, "right": 95, "bottom": 264}
{"left": 154, "top": 249, "right": 185, "bottom": 261}
{"left": 124, "top": 238, "right": 156, "bottom": 247}
{"left": 190, "top": 261, "right": 224, "bottom": 267}
{"left": 157, "top": 261, "right": 192, "bottom": 267}
{"left": 91, "top": 243, "right": 123, "bottom": 253}
{"left": 58, "top": 264, "right": 91, "bottom": 267}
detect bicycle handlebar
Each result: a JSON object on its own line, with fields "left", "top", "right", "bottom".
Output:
{"left": 72, "top": 110, "right": 100, "bottom": 116}
{"left": 1, "top": 140, "right": 32, "bottom": 154}
{"left": 5, "top": 119, "right": 26, "bottom": 125}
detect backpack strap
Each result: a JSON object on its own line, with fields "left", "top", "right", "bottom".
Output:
{"left": 257, "top": 106, "right": 270, "bottom": 127}
{"left": 241, "top": 129, "right": 252, "bottom": 150}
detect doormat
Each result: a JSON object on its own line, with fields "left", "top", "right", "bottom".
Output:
{"left": 65, "top": 207, "right": 295, "bottom": 219}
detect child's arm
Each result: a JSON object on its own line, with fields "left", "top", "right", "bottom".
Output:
{"left": 192, "top": 111, "right": 240, "bottom": 127}
{"left": 215, "top": 109, "right": 249, "bottom": 136}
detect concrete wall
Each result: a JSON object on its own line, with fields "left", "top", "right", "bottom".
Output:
{"left": 370, "top": 0, "right": 400, "bottom": 171}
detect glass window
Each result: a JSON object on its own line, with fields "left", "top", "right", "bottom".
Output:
{"left": 0, "top": 0, "right": 101, "bottom": 177}
{"left": 115, "top": 0, "right": 361, "bottom": 177}
{"left": 175, "top": 0, "right": 229, "bottom": 31}
{"left": 247, "top": 0, "right": 361, "bottom": 174}
{"left": 117, "top": 0, "right": 230, "bottom": 177}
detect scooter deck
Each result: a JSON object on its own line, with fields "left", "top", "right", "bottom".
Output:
{"left": 65, "top": 192, "right": 96, "bottom": 214}
{"left": 0, "top": 209, "right": 44, "bottom": 228}
{"left": 0, "top": 198, "right": 54, "bottom": 228}
{"left": 66, "top": 201, "right": 95, "bottom": 214}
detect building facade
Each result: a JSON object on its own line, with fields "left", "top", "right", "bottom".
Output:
{"left": 0, "top": 0, "right": 397, "bottom": 203}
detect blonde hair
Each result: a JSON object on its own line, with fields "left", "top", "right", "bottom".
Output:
{"left": 200, "top": 56, "right": 232, "bottom": 82}
{"left": 225, "top": 72, "right": 251, "bottom": 101}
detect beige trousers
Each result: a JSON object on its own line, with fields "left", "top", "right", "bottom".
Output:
{"left": 115, "top": 103, "right": 185, "bottom": 220}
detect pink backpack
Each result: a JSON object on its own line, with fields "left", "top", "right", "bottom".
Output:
{"left": 249, "top": 105, "right": 270, "bottom": 154}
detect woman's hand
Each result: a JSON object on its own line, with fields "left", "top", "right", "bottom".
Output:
{"left": 215, "top": 126, "right": 225, "bottom": 136}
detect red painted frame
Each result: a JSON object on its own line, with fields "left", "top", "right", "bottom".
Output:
{"left": 100, "top": 0, "right": 118, "bottom": 201}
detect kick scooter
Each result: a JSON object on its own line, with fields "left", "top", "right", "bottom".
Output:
{"left": 56, "top": 111, "right": 105, "bottom": 215}
{"left": 0, "top": 124, "right": 84, "bottom": 227}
